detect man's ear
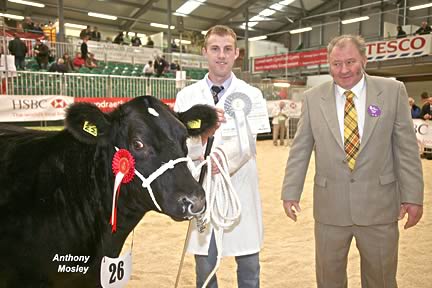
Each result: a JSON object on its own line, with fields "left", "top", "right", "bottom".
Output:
{"left": 177, "top": 104, "right": 218, "bottom": 137}
{"left": 65, "top": 102, "right": 111, "bottom": 144}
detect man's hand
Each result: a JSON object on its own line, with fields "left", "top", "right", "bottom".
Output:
{"left": 283, "top": 200, "right": 301, "bottom": 222}
{"left": 398, "top": 203, "right": 423, "bottom": 229}
{"left": 201, "top": 107, "right": 226, "bottom": 145}
{"left": 423, "top": 113, "right": 431, "bottom": 120}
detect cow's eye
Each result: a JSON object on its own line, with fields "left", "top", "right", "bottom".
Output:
{"left": 133, "top": 140, "right": 144, "bottom": 150}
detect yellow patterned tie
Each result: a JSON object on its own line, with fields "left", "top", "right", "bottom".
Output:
{"left": 344, "top": 90, "right": 360, "bottom": 171}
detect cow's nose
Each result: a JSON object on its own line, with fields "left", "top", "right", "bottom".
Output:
{"left": 181, "top": 196, "right": 206, "bottom": 216}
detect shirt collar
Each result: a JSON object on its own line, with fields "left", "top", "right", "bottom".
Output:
{"left": 335, "top": 74, "right": 365, "bottom": 99}
{"left": 205, "top": 73, "right": 233, "bottom": 92}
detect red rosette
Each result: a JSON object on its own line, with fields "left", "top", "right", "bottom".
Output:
{"left": 112, "top": 149, "right": 135, "bottom": 183}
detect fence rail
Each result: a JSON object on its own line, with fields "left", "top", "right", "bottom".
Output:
{"left": 3, "top": 71, "right": 196, "bottom": 101}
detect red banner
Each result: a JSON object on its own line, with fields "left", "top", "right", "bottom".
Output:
{"left": 75, "top": 98, "right": 175, "bottom": 112}
{"left": 253, "top": 48, "right": 327, "bottom": 72}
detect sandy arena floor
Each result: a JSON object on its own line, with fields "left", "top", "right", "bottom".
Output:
{"left": 124, "top": 140, "right": 432, "bottom": 288}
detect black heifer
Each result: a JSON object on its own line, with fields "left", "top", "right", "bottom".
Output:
{"left": 0, "top": 96, "right": 216, "bottom": 287}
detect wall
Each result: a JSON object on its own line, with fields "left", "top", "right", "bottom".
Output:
{"left": 238, "top": 39, "right": 288, "bottom": 57}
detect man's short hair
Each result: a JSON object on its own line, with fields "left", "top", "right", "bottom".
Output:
{"left": 420, "top": 91, "right": 429, "bottom": 99}
{"left": 327, "top": 34, "right": 367, "bottom": 58}
{"left": 203, "top": 25, "right": 237, "bottom": 48}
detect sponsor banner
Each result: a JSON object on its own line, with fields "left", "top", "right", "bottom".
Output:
{"left": 75, "top": 97, "right": 176, "bottom": 113}
{"left": 367, "top": 34, "right": 432, "bottom": 62}
{"left": 413, "top": 119, "right": 432, "bottom": 152}
{"left": 254, "top": 48, "right": 327, "bottom": 72}
{"left": 266, "top": 100, "right": 302, "bottom": 118}
{"left": 0, "top": 95, "right": 74, "bottom": 122}
{"left": 74, "top": 97, "right": 132, "bottom": 113}
{"left": 253, "top": 35, "right": 432, "bottom": 72}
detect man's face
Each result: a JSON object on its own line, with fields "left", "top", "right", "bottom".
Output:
{"left": 428, "top": 97, "right": 432, "bottom": 105}
{"left": 328, "top": 41, "right": 367, "bottom": 90}
{"left": 202, "top": 34, "right": 239, "bottom": 81}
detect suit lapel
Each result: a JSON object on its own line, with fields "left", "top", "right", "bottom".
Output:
{"left": 358, "top": 75, "right": 383, "bottom": 155}
{"left": 320, "top": 83, "right": 344, "bottom": 151}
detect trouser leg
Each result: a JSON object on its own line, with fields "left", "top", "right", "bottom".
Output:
{"left": 354, "top": 223, "right": 399, "bottom": 288}
{"left": 279, "top": 121, "right": 286, "bottom": 145}
{"left": 315, "top": 221, "right": 353, "bottom": 288}
{"left": 273, "top": 124, "right": 280, "bottom": 145}
{"left": 195, "top": 233, "right": 218, "bottom": 288}
{"left": 236, "top": 253, "right": 260, "bottom": 288}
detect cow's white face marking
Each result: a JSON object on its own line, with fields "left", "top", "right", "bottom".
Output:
{"left": 148, "top": 108, "right": 159, "bottom": 117}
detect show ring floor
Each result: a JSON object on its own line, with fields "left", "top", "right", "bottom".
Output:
{"left": 124, "top": 140, "right": 432, "bottom": 288}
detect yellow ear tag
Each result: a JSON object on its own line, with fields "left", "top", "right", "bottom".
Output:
{"left": 187, "top": 119, "right": 201, "bottom": 129}
{"left": 83, "top": 121, "right": 98, "bottom": 136}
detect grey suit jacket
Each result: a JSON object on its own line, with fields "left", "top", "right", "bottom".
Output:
{"left": 281, "top": 74, "right": 424, "bottom": 226}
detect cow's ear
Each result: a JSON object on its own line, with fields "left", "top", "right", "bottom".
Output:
{"left": 65, "top": 102, "right": 111, "bottom": 144}
{"left": 177, "top": 104, "right": 218, "bottom": 137}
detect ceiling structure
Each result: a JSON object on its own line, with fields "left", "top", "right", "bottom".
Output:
{"left": 5, "top": 0, "right": 429, "bottom": 38}
{"left": 3, "top": 0, "right": 432, "bottom": 79}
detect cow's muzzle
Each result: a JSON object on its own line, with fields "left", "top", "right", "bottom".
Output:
{"left": 181, "top": 196, "right": 206, "bottom": 217}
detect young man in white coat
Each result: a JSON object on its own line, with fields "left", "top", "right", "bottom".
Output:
{"left": 174, "top": 25, "right": 264, "bottom": 288}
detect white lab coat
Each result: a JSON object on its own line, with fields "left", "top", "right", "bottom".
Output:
{"left": 174, "top": 73, "right": 264, "bottom": 256}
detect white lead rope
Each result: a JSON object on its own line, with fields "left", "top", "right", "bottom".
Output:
{"left": 201, "top": 148, "right": 241, "bottom": 288}
{"left": 174, "top": 148, "right": 242, "bottom": 288}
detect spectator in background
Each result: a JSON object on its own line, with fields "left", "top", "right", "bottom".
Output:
{"left": 143, "top": 60, "right": 153, "bottom": 77}
{"left": 420, "top": 91, "right": 429, "bottom": 106}
{"left": 414, "top": 21, "right": 432, "bottom": 35}
{"left": 73, "top": 52, "right": 85, "bottom": 68}
{"left": 113, "top": 32, "right": 124, "bottom": 45}
{"left": 80, "top": 25, "right": 91, "bottom": 39}
{"left": 62, "top": 52, "right": 75, "bottom": 72}
{"left": 171, "top": 40, "right": 178, "bottom": 51}
{"left": 154, "top": 55, "right": 168, "bottom": 77}
{"left": 146, "top": 36, "right": 154, "bottom": 47}
{"left": 396, "top": 25, "right": 407, "bottom": 38}
{"left": 420, "top": 96, "right": 432, "bottom": 121}
{"left": 170, "top": 60, "right": 180, "bottom": 71}
{"left": 409, "top": 97, "right": 421, "bottom": 119}
{"left": 123, "top": 32, "right": 131, "bottom": 46}
{"left": 49, "top": 58, "right": 67, "bottom": 73}
{"left": 91, "top": 26, "right": 101, "bottom": 42}
{"left": 81, "top": 36, "right": 89, "bottom": 60}
{"left": 85, "top": 53, "right": 98, "bottom": 69}
{"left": 8, "top": 34, "right": 28, "bottom": 70}
{"left": 131, "top": 33, "right": 142, "bottom": 46}
{"left": 34, "top": 38, "right": 49, "bottom": 69}
{"left": 22, "top": 17, "right": 35, "bottom": 32}
{"left": 271, "top": 101, "right": 289, "bottom": 146}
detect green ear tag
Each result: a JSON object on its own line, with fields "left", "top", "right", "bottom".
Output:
{"left": 187, "top": 119, "right": 201, "bottom": 129}
{"left": 83, "top": 121, "right": 98, "bottom": 136}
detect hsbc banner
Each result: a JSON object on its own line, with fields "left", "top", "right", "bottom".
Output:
{"left": 253, "top": 35, "right": 431, "bottom": 72}
{"left": 0, "top": 95, "right": 74, "bottom": 122}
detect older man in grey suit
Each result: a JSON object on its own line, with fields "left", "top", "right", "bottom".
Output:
{"left": 281, "top": 34, "right": 424, "bottom": 288}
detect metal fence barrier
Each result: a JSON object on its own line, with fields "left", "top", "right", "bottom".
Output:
{"left": 3, "top": 71, "right": 196, "bottom": 100}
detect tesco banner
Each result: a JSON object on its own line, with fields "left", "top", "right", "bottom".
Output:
{"left": 0, "top": 95, "right": 74, "bottom": 122}
{"left": 366, "top": 34, "right": 432, "bottom": 61}
{"left": 253, "top": 34, "right": 432, "bottom": 72}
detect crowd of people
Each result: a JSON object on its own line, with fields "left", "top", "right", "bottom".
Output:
{"left": 410, "top": 91, "right": 432, "bottom": 121}
{"left": 396, "top": 20, "right": 431, "bottom": 38}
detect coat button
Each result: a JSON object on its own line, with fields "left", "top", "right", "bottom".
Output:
{"left": 350, "top": 179, "right": 355, "bottom": 183}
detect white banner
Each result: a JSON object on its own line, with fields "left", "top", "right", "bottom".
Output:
{"left": 366, "top": 34, "right": 432, "bottom": 62}
{"left": 267, "top": 100, "right": 302, "bottom": 118}
{"left": 0, "top": 95, "right": 74, "bottom": 122}
{"left": 413, "top": 119, "right": 432, "bottom": 153}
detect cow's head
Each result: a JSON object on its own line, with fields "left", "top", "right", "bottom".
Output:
{"left": 65, "top": 96, "right": 217, "bottom": 222}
